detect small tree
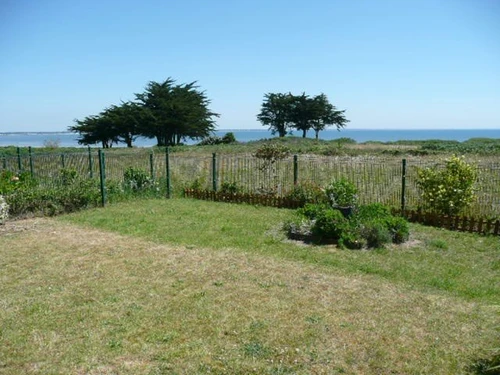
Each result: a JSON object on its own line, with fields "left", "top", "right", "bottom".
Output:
{"left": 257, "top": 93, "right": 294, "bottom": 137}
{"left": 416, "top": 155, "right": 478, "bottom": 215}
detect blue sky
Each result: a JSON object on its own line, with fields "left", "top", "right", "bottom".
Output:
{"left": 1, "top": 0, "right": 499, "bottom": 132}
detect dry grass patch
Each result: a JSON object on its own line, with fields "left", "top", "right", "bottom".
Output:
{"left": 0, "top": 219, "right": 497, "bottom": 374}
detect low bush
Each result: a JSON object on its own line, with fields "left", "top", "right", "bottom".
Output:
{"left": 416, "top": 155, "right": 478, "bottom": 215}
{"left": 6, "top": 178, "right": 101, "bottom": 217}
{"left": 60, "top": 168, "right": 78, "bottom": 186}
{"left": 198, "top": 132, "right": 237, "bottom": 146}
{"left": 361, "top": 221, "right": 392, "bottom": 248}
{"left": 311, "top": 209, "right": 348, "bottom": 242}
{"left": 285, "top": 183, "right": 327, "bottom": 206}
{"left": 285, "top": 202, "right": 410, "bottom": 249}
{"left": 220, "top": 181, "right": 240, "bottom": 194}
{"left": 123, "top": 167, "right": 155, "bottom": 191}
{"left": 0, "top": 170, "right": 37, "bottom": 195}
{"left": 297, "top": 203, "right": 330, "bottom": 220}
{"left": 324, "top": 178, "right": 358, "bottom": 208}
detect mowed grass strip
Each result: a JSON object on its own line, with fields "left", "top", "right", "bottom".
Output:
{"left": 0, "top": 218, "right": 497, "bottom": 374}
{"left": 61, "top": 198, "right": 500, "bottom": 303}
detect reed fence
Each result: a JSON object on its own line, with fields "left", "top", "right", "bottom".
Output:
{"left": 2, "top": 147, "right": 500, "bottom": 233}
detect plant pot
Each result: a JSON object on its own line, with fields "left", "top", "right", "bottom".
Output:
{"left": 335, "top": 206, "right": 354, "bottom": 218}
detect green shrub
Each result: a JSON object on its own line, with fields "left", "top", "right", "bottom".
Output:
{"left": 220, "top": 181, "right": 240, "bottom": 194}
{"left": 198, "top": 132, "right": 237, "bottom": 146}
{"left": 297, "top": 203, "right": 330, "bottom": 220}
{"left": 60, "top": 168, "right": 78, "bottom": 186}
{"left": 222, "top": 132, "right": 237, "bottom": 144}
{"left": 6, "top": 179, "right": 101, "bottom": 217}
{"left": 198, "top": 136, "right": 222, "bottom": 146}
{"left": 123, "top": 167, "right": 154, "bottom": 191}
{"left": 416, "top": 155, "right": 478, "bottom": 215}
{"left": 283, "top": 216, "right": 314, "bottom": 239}
{"left": 355, "top": 203, "right": 392, "bottom": 221}
{"left": 285, "top": 183, "right": 327, "bottom": 206}
{"left": 360, "top": 221, "right": 392, "bottom": 248}
{"left": 311, "top": 209, "right": 348, "bottom": 242}
{"left": 287, "top": 202, "right": 409, "bottom": 249}
{"left": 324, "top": 178, "right": 358, "bottom": 207}
{"left": 338, "top": 222, "right": 365, "bottom": 249}
{"left": 254, "top": 143, "right": 290, "bottom": 164}
{"left": 386, "top": 216, "right": 410, "bottom": 244}
{"left": 188, "top": 177, "right": 206, "bottom": 191}
{"left": 0, "top": 171, "right": 37, "bottom": 194}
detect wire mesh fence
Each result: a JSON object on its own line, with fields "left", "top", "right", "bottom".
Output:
{"left": 1, "top": 148, "right": 499, "bottom": 218}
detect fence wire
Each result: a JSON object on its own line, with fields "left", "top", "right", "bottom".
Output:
{"left": 1, "top": 149, "right": 499, "bottom": 218}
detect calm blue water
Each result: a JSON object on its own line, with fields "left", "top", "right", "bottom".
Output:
{"left": 0, "top": 129, "right": 499, "bottom": 148}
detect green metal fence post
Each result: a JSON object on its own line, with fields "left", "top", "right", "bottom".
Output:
{"left": 293, "top": 154, "right": 298, "bottom": 185}
{"left": 61, "top": 153, "right": 66, "bottom": 169}
{"left": 17, "top": 147, "right": 22, "bottom": 173}
{"left": 2, "top": 155, "right": 6, "bottom": 170}
{"left": 28, "top": 146, "right": 34, "bottom": 178}
{"left": 149, "top": 152, "right": 154, "bottom": 179}
{"left": 98, "top": 150, "right": 107, "bottom": 207}
{"left": 401, "top": 158, "right": 407, "bottom": 213}
{"left": 88, "top": 146, "right": 94, "bottom": 178}
{"left": 165, "top": 147, "right": 171, "bottom": 198}
{"left": 212, "top": 153, "right": 217, "bottom": 192}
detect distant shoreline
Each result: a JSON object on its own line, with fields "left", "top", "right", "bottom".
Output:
{"left": 1, "top": 128, "right": 499, "bottom": 148}
{"left": 1, "top": 128, "right": 499, "bottom": 135}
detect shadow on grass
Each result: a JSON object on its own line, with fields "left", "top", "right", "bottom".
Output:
{"left": 469, "top": 354, "right": 500, "bottom": 375}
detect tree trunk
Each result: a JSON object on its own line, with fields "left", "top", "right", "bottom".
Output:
{"left": 315, "top": 130, "right": 319, "bottom": 140}
{"left": 302, "top": 129, "right": 306, "bottom": 138}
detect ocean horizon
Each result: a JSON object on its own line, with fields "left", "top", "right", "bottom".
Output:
{"left": 0, "top": 128, "right": 499, "bottom": 148}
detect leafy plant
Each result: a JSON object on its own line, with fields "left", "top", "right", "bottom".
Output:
{"left": 297, "top": 203, "right": 330, "bottom": 220}
{"left": 324, "top": 178, "right": 358, "bottom": 207}
{"left": 60, "top": 168, "right": 78, "bottom": 186}
{"left": 285, "top": 182, "right": 327, "bottom": 206}
{"left": 198, "top": 136, "right": 223, "bottom": 146}
{"left": 220, "top": 181, "right": 240, "bottom": 194}
{"left": 221, "top": 132, "right": 236, "bottom": 144}
{"left": 0, "top": 170, "right": 37, "bottom": 195}
{"left": 198, "top": 132, "right": 237, "bottom": 146}
{"left": 254, "top": 143, "right": 290, "bottom": 166}
{"left": 283, "top": 216, "right": 314, "bottom": 240}
{"left": 311, "top": 208, "right": 348, "bottom": 242}
{"left": 386, "top": 216, "right": 410, "bottom": 244}
{"left": 287, "top": 202, "right": 409, "bottom": 249}
{"left": 6, "top": 179, "right": 101, "bottom": 217}
{"left": 360, "top": 222, "right": 392, "bottom": 248}
{"left": 417, "top": 155, "right": 478, "bottom": 215}
{"left": 123, "top": 167, "right": 154, "bottom": 191}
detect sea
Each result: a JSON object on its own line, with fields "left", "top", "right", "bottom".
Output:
{"left": 0, "top": 129, "right": 499, "bottom": 148}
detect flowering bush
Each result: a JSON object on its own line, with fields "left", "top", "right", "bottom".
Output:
{"left": 0, "top": 195, "right": 9, "bottom": 224}
{"left": 416, "top": 155, "right": 478, "bottom": 215}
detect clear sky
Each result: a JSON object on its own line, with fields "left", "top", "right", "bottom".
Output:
{"left": 1, "top": 0, "right": 499, "bottom": 132}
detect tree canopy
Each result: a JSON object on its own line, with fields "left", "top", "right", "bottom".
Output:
{"left": 257, "top": 92, "right": 348, "bottom": 139}
{"left": 70, "top": 78, "right": 219, "bottom": 147}
{"left": 256, "top": 93, "right": 294, "bottom": 137}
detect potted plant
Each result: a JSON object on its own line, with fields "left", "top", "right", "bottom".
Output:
{"left": 324, "top": 178, "right": 358, "bottom": 217}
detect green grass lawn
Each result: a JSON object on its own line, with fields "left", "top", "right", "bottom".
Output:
{"left": 1, "top": 198, "right": 499, "bottom": 374}
{"left": 62, "top": 198, "right": 500, "bottom": 304}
